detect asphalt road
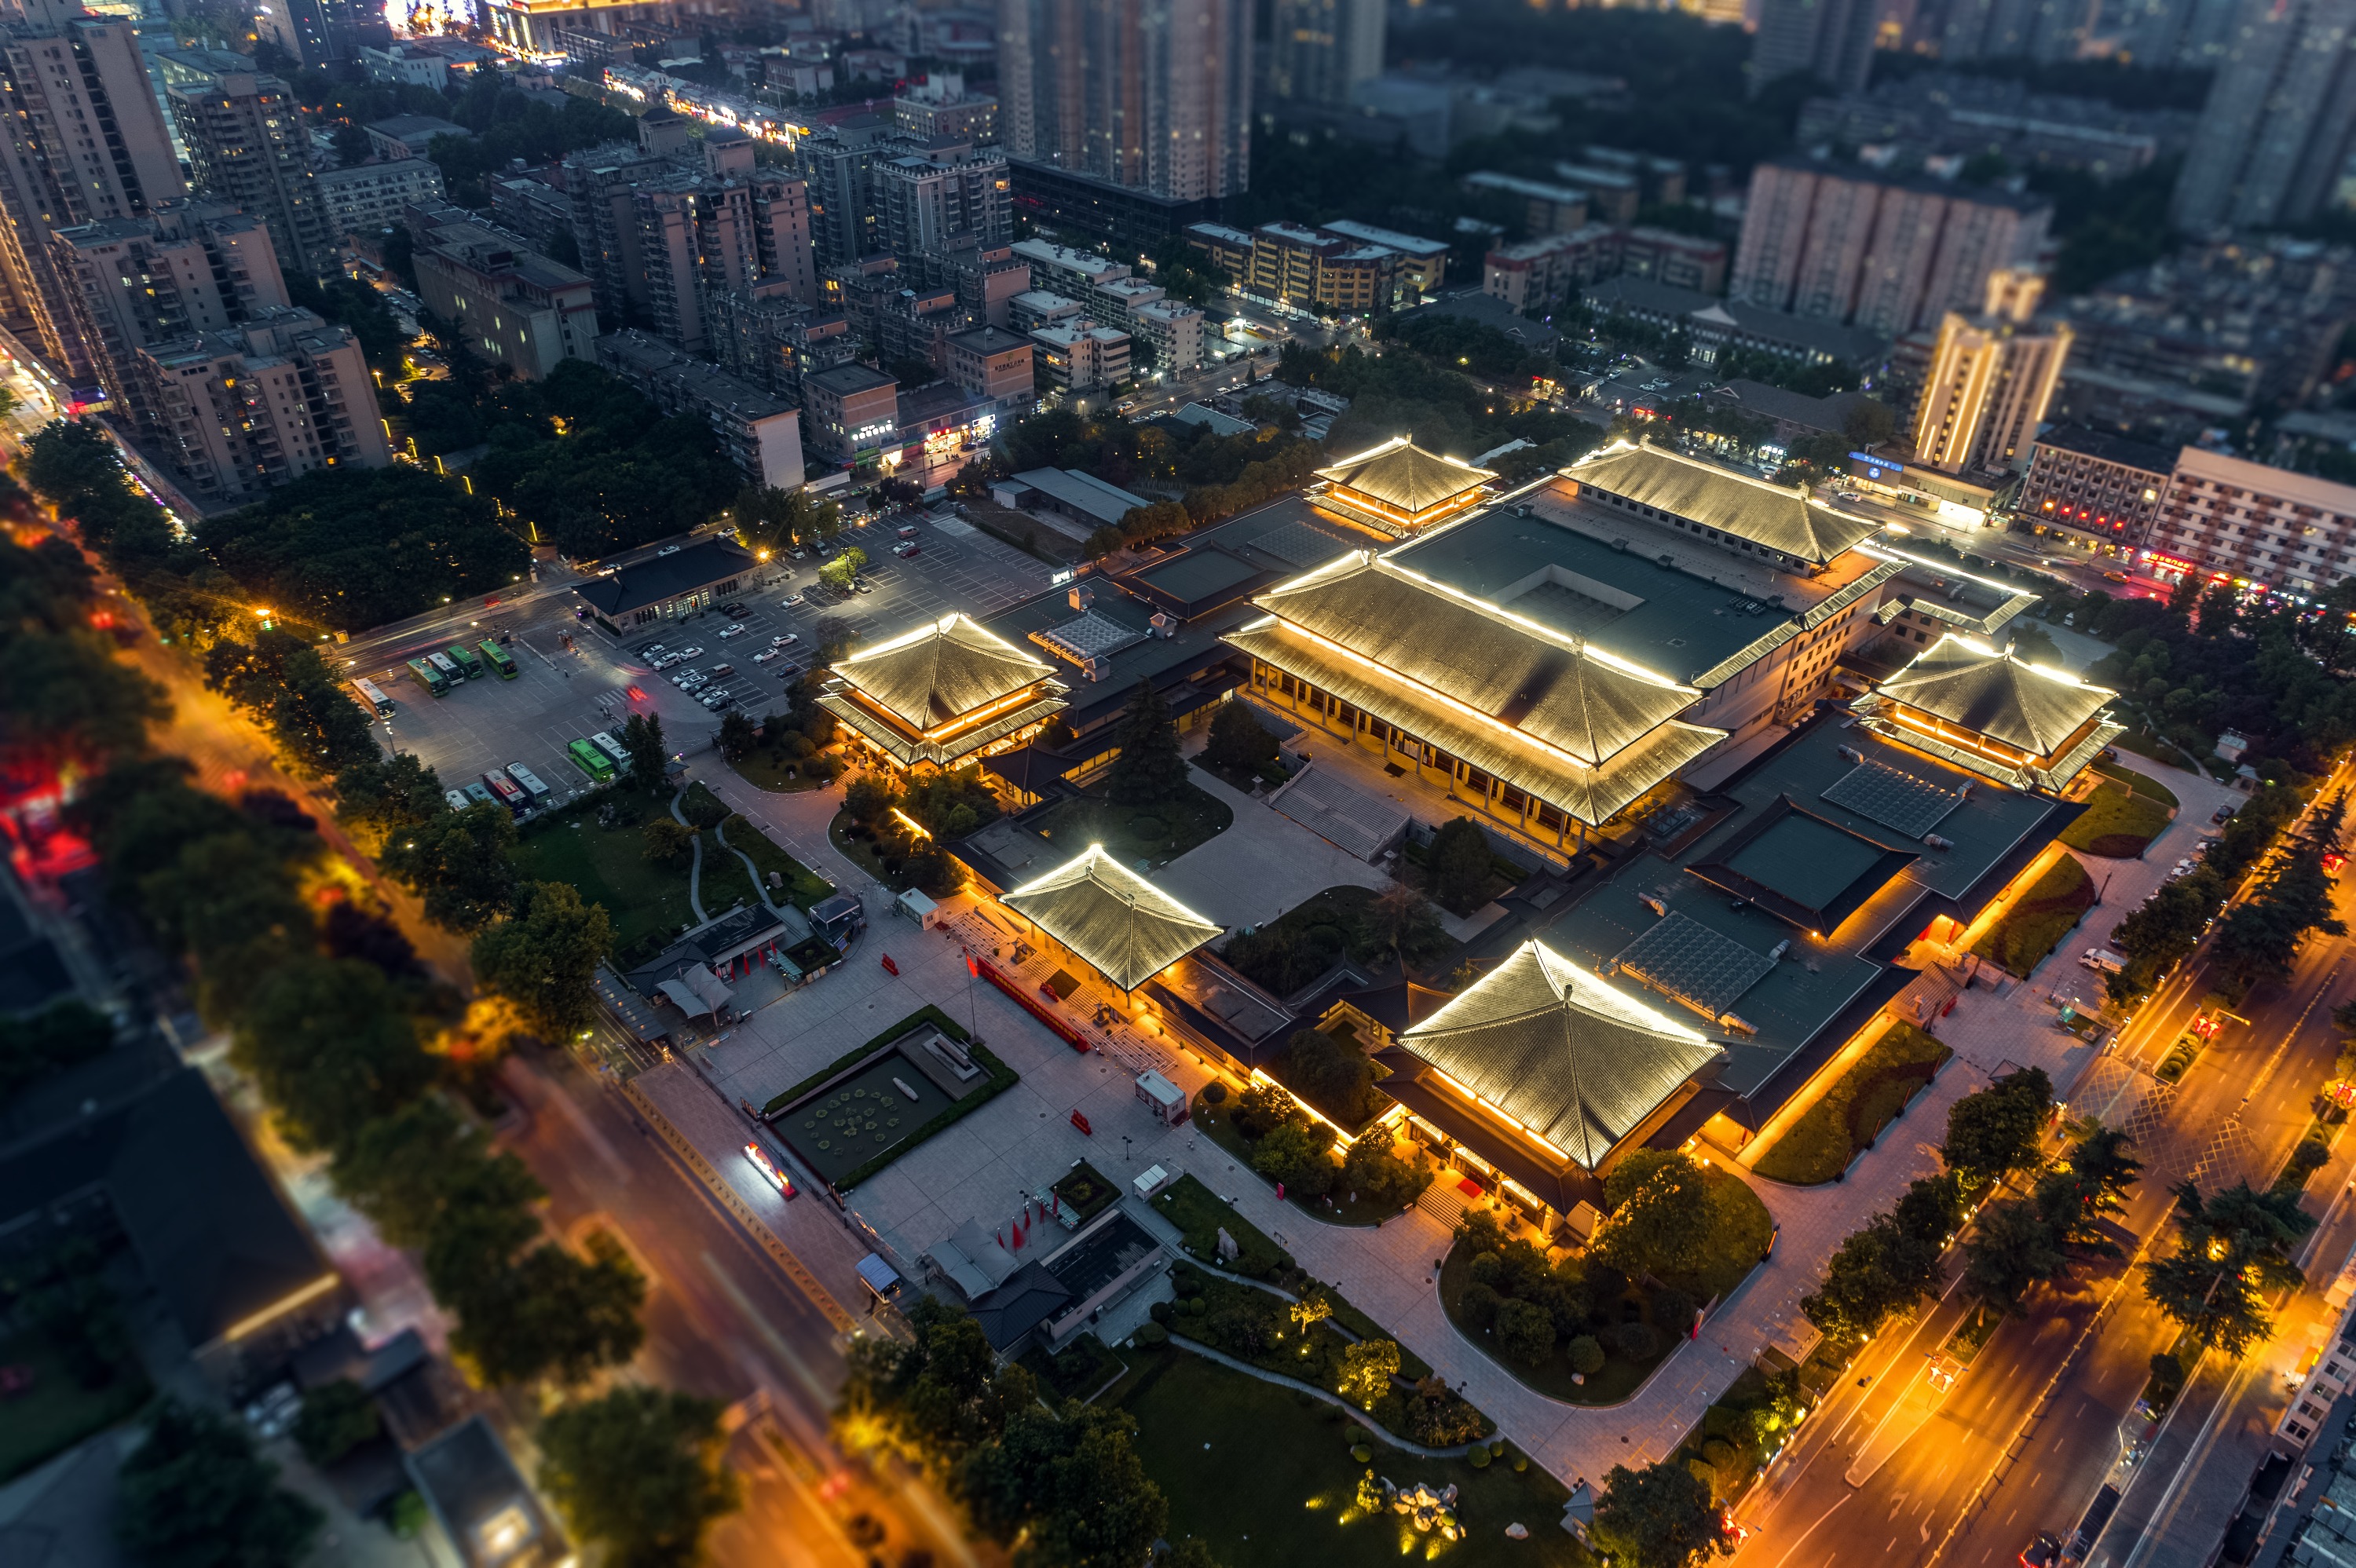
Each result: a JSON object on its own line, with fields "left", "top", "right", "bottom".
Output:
{"left": 1736, "top": 768, "right": 2356, "bottom": 1568}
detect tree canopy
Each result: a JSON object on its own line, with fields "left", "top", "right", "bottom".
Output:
{"left": 537, "top": 1387, "right": 741, "bottom": 1568}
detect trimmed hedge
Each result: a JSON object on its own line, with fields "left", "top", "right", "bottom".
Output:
{"left": 761, "top": 1003, "right": 971, "bottom": 1115}
{"left": 760, "top": 1005, "right": 1019, "bottom": 1187}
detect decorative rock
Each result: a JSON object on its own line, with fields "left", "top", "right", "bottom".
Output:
{"left": 1216, "top": 1226, "right": 1240, "bottom": 1262}
{"left": 1506, "top": 1524, "right": 1529, "bottom": 1540}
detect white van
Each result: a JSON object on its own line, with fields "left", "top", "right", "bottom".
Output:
{"left": 2079, "top": 948, "right": 2126, "bottom": 974}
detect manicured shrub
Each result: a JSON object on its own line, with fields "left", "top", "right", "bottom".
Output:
{"left": 1458, "top": 1281, "right": 1502, "bottom": 1330}
{"left": 1467, "top": 1445, "right": 1492, "bottom": 1468}
{"left": 1567, "top": 1336, "right": 1605, "bottom": 1376}
{"left": 1615, "top": 1320, "right": 1660, "bottom": 1360}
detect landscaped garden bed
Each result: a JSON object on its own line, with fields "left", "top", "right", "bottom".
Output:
{"left": 1029, "top": 777, "right": 1234, "bottom": 868}
{"left": 1019, "top": 1332, "right": 1129, "bottom": 1402}
{"left": 715, "top": 813, "right": 835, "bottom": 908}
{"left": 1220, "top": 883, "right": 1463, "bottom": 996}
{"left": 1665, "top": 1364, "right": 1809, "bottom": 1507}
{"left": 1112, "top": 1351, "right": 1583, "bottom": 1568}
{"left": 2061, "top": 780, "right": 2173, "bottom": 859}
{"left": 1971, "top": 854, "right": 2096, "bottom": 978}
{"left": 1751, "top": 1022, "right": 1952, "bottom": 1186}
{"left": 1052, "top": 1160, "right": 1121, "bottom": 1225}
{"left": 1436, "top": 1160, "right": 1774, "bottom": 1405}
{"left": 2091, "top": 758, "right": 2180, "bottom": 810}
{"left": 1189, "top": 1062, "right": 1437, "bottom": 1228}
{"left": 760, "top": 1005, "right": 1017, "bottom": 1190}
{"left": 1154, "top": 1262, "right": 1483, "bottom": 1446}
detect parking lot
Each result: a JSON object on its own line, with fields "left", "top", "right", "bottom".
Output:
{"left": 362, "top": 510, "right": 1062, "bottom": 808}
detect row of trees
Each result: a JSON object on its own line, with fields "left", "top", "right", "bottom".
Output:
{"left": 2106, "top": 777, "right": 2321, "bottom": 1007}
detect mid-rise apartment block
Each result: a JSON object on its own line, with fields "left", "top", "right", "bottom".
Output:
{"left": 138, "top": 306, "right": 390, "bottom": 503}
{"left": 253, "top": 0, "right": 388, "bottom": 67}
{"left": 0, "top": 0, "right": 188, "bottom": 387}
{"left": 1731, "top": 156, "right": 2051, "bottom": 338}
{"left": 946, "top": 324, "right": 1035, "bottom": 408}
{"left": 411, "top": 209, "right": 597, "bottom": 380}
{"left": 49, "top": 201, "right": 289, "bottom": 435}
{"left": 705, "top": 283, "right": 860, "bottom": 399}
{"left": 2018, "top": 426, "right": 2175, "bottom": 550}
{"left": 594, "top": 328, "right": 804, "bottom": 491}
{"left": 1911, "top": 269, "right": 2071, "bottom": 477}
{"left": 1032, "top": 322, "right": 1130, "bottom": 393}
{"left": 1317, "top": 221, "right": 1449, "bottom": 293}
{"left": 801, "top": 361, "right": 900, "bottom": 465}
{"left": 873, "top": 136, "right": 1010, "bottom": 258}
{"left": 2148, "top": 447, "right": 2356, "bottom": 593}
{"left": 167, "top": 63, "right": 331, "bottom": 277}
{"left": 1484, "top": 224, "right": 1727, "bottom": 312}
{"left": 566, "top": 115, "right": 815, "bottom": 355}
{"left": 1012, "top": 238, "right": 1208, "bottom": 367}
{"left": 894, "top": 71, "right": 998, "bottom": 144}
{"left": 1461, "top": 171, "right": 1591, "bottom": 236}
{"left": 316, "top": 159, "right": 446, "bottom": 247}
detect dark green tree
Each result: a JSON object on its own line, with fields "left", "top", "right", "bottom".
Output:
{"left": 1341, "top": 1131, "right": 1435, "bottom": 1208}
{"left": 293, "top": 1380, "right": 381, "bottom": 1466}
{"left": 619, "top": 711, "right": 669, "bottom": 794}
{"left": 1962, "top": 1198, "right": 2067, "bottom": 1311}
{"left": 331, "top": 1095, "right": 543, "bottom": 1250}
{"left": 1273, "top": 1027, "right": 1384, "bottom": 1125}
{"left": 330, "top": 751, "right": 446, "bottom": 854}
{"left": 2142, "top": 1179, "right": 2317, "bottom": 1358}
{"left": 957, "top": 1402, "right": 1169, "bottom": 1568}
{"left": 1106, "top": 678, "right": 1187, "bottom": 805}
{"left": 1941, "top": 1067, "right": 2052, "bottom": 1186}
{"left": 470, "top": 880, "right": 613, "bottom": 1041}
{"left": 1592, "top": 1457, "right": 1729, "bottom": 1568}
{"left": 203, "top": 629, "right": 382, "bottom": 778}
{"left": 232, "top": 956, "right": 434, "bottom": 1155}
{"left": 115, "top": 1400, "right": 323, "bottom": 1568}
{"left": 436, "top": 1225, "right": 647, "bottom": 1388}
{"left": 0, "top": 997, "right": 113, "bottom": 1095}
{"left": 1425, "top": 817, "right": 1495, "bottom": 915}
{"left": 1202, "top": 699, "right": 1280, "bottom": 775}
{"left": 379, "top": 801, "right": 519, "bottom": 931}
{"left": 836, "top": 1299, "right": 1033, "bottom": 1476}
{"left": 718, "top": 709, "right": 758, "bottom": 761}
{"left": 536, "top": 1387, "right": 741, "bottom": 1568}
{"left": 1249, "top": 1118, "right": 1336, "bottom": 1197}
{"left": 1595, "top": 1151, "right": 1711, "bottom": 1277}
{"left": 1494, "top": 1297, "right": 1557, "bottom": 1364}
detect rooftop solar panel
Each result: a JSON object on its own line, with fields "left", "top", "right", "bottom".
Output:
{"left": 1820, "top": 758, "right": 1963, "bottom": 840}
{"left": 1612, "top": 912, "right": 1775, "bottom": 1020}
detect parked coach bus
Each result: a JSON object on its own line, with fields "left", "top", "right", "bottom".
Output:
{"left": 482, "top": 770, "right": 528, "bottom": 813}
{"left": 567, "top": 738, "right": 615, "bottom": 781}
{"left": 446, "top": 642, "right": 485, "bottom": 679}
{"left": 407, "top": 658, "right": 449, "bottom": 696}
{"left": 425, "top": 650, "right": 462, "bottom": 685}
{"left": 480, "top": 639, "right": 518, "bottom": 678}
{"left": 350, "top": 677, "right": 395, "bottom": 718}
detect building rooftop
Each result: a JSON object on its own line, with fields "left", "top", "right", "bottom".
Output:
{"left": 573, "top": 538, "right": 759, "bottom": 613}
{"left": 1388, "top": 481, "right": 1897, "bottom": 688}
{"left": 368, "top": 112, "right": 474, "bottom": 142}
{"left": 1002, "top": 844, "right": 1224, "bottom": 991}
{"left": 806, "top": 362, "right": 898, "bottom": 397}
{"left": 1536, "top": 714, "right": 2068, "bottom": 1117}
{"left": 1565, "top": 440, "right": 1881, "bottom": 566}
{"left": 1387, "top": 938, "right": 1725, "bottom": 1170}
{"left": 831, "top": 612, "right": 1058, "bottom": 731}
{"left": 407, "top": 1415, "right": 565, "bottom": 1568}
{"left": 1860, "top": 633, "right": 2119, "bottom": 783}
{"left": 1009, "top": 467, "right": 1147, "bottom": 527}
{"left": 1315, "top": 437, "right": 1496, "bottom": 516}
{"left": 2029, "top": 423, "right": 2178, "bottom": 474}
{"left": 1707, "top": 379, "right": 1886, "bottom": 440}
{"left": 947, "top": 324, "right": 1030, "bottom": 355}
{"left": 1320, "top": 218, "right": 1451, "bottom": 257}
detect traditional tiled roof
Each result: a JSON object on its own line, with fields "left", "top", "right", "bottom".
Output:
{"left": 832, "top": 612, "right": 1059, "bottom": 731}
{"left": 1002, "top": 845, "right": 1224, "bottom": 992}
{"left": 1566, "top": 439, "right": 1879, "bottom": 565}
{"left": 1247, "top": 554, "right": 1701, "bottom": 766}
{"left": 1315, "top": 436, "right": 1495, "bottom": 514}
{"left": 1392, "top": 940, "right": 1724, "bottom": 1170}
{"left": 1871, "top": 634, "right": 2115, "bottom": 758}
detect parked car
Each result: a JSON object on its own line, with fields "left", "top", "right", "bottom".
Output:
{"left": 702, "top": 689, "right": 737, "bottom": 710}
{"left": 673, "top": 670, "right": 707, "bottom": 689}
{"left": 2213, "top": 805, "right": 2237, "bottom": 824}
{"left": 853, "top": 579, "right": 875, "bottom": 594}
{"left": 892, "top": 541, "right": 920, "bottom": 557}
{"left": 720, "top": 601, "right": 748, "bottom": 617}
{"left": 719, "top": 622, "right": 748, "bottom": 639}
{"left": 754, "top": 648, "right": 786, "bottom": 663}
{"left": 708, "top": 663, "right": 735, "bottom": 678}
{"left": 675, "top": 645, "right": 704, "bottom": 660}
{"left": 770, "top": 633, "right": 798, "bottom": 646}
{"left": 896, "top": 524, "right": 918, "bottom": 539}
{"left": 781, "top": 593, "right": 806, "bottom": 608}
{"left": 2019, "top": 1534, "right": 2061, "bottom": 1568}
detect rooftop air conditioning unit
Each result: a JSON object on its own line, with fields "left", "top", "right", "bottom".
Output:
{"left": 1148, "top": 612, "right": 1176, "bottom": 637}
{"left": 1068, "top": 583, "right": 1094, "bottom": 612}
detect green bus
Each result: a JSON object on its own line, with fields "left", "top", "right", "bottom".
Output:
{"left": 566, "top": 737, "right": 615, "bottom": 781}
{"left": 479, "top": 639, "right": 518, "bottom": 678}
{"left": 406, "top": 657, "right": 449, "bottom": 696}
{"left": 446, "top": 642, "right": 485, "bottom": 679}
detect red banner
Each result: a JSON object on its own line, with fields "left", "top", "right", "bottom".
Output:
{"left": 968, "top": 952, "right": 1092, "bottom": 1052}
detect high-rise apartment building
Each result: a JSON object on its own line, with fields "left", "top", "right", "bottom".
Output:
{"left": 315, "top": 159, "right": 446, "bottom": 246}
{"left": 48, "top": 201, "right": 288, "bottom": 435}
{"left": 251, "top": 0, "right": 388, "bottom": 67}
{"left": 1263, "top": 0, "right": 1383, "bottom": 107}
{"left": 1730, "top": 156, "right": 2051, "bottom": 338}
{"left": 2170, "top": 0, "right": 2356, "bottom": 232}
{"left": 137, "top": 306, "right": 390, "bottom": 503}
{"left": 999, "top": 0, "right": 1252, "bottom": 203}
{"left": 873, "top": 137, "right": 1011, "bottom": 259}
{"left": 565, "top": 115, "right": 815, "bottom": 349}
{"left": 0, "top": 0, "right": 187, "bottom": 388}
{"left": 1749, "top": 0, "right": 1879, "bottom": 97}
{"left": 1936, "top": 0, "right": 2094, "bottom": 62}
{"left": 167, "top": 64, "right": 331, "bottom": 278}
{"left": 1910, "top": 269, "right": 2072, "bottom": 476}
{"left": 790, "top": 111, "right": 897, "bottom": 268}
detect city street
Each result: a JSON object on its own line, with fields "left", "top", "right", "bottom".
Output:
{"left": 1736, "top": 764, "right": 2356, "bottom": 1568}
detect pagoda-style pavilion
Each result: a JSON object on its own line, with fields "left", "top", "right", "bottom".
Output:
{"left": 1312, "top": 436, "right": 1497, "bottom": 535}
{"left": 818, "top": 613, "right": 1069, "bottom": 774}
{"left": 999, "top": 844, "right": 1224, "bottom": 1003}
{"left": 1853, "top": 634, "right": 2121, "bottom": 792}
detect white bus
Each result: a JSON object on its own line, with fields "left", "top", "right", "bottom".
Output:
{"left": 350, "top": 677, "right": 395, "bottom": 718}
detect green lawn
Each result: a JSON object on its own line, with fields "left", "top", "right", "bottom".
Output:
{"left": 1972, "top": 854, "right": 2096, "bottom": 978}
{"left": 715, "top": 813, "right": 834, "bottom": 908}
{"left": 1751, "top": 1022, "right": 1952, "bottom": 1186}
{"left": 733, "top": 748, "right": 832, "bottom": 793}
{"left": 1029, "top": 778, "right": 1234, "bottom": 869}
{"left": 1117, "top": 1351, "right": 1588, "bottom": 1568}
{"left": 0, "top": 1329, "right": 152, "bottom": 1482}
{"left": 2061, "top": 780, "right": 2173, "bottom": 859}
{"left": 1152, "top": 1173, "right": 1291, "bottom": 1276}
{"left": 2091, "top": 758, "right": 2180, "bottom": 810}
{"left": 1436, "top": 1168, "right": 1773, "bottom": 1405}
{"left": 512, "top": 791, "right": 699, "bottom": 959}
